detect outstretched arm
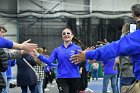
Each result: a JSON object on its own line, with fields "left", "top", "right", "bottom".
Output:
{"left": 33, "top": 49, "right": 56, "bottom": 66}
{"left": 12, "top": 39, "right": 38, "bottom": 52}
{"left": 71, "top": 30, "right": 140, "bottom": 64}
{"left": 0, "top": 37, "right": 38, "bottom": 52}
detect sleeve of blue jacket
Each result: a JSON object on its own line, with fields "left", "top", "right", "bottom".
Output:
{"left": 37, "top": 49, "right": 57, "bottom": 66}
{"left": 86, "top": 30, "right": 140, "bottom": 61}
{"left": 49, "top": 63, "right": 58, "bottom": 67}
{"left": 0, "top": 36, "right": 13, "bottom": 48}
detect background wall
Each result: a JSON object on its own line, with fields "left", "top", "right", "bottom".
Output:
{"left": 0, "top": 18, "right": 17, "bottom": 42}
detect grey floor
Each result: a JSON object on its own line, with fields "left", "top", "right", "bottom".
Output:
{"left": 9, "top": 78, "right": 119, "bottom": 93}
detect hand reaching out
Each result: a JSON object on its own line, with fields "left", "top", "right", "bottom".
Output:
{"left": 32, "top": 49, "right": 40, "bottom": 57}
{"left": 85, "top": 46, "right": 95, "bottom": 51}
{"left": 70, "top": 50, "right": 86, "bottom": 64}
{"left": 20, "top": 39, "right": 38, "bottom": 52}
{"left": 70, "top": 46, "right": 95, "bottom": 64}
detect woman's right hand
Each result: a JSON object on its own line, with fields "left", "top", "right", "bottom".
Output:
{"left": 32, "top": 49, "right": 40, "bottom": 57}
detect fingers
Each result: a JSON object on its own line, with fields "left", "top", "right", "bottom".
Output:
{"left": 72, "top": 60, "right": 81, "bottom": 64}
{"left": 90, "top": 46, "right": 95, "bottom": 50}
{"left": 77, "top": 50, "right": 82, "bottom": 53}
{"left": 85, "top": 46, "right": 95, "bottom": 51}
{"left": 70, "top": 54, "right": 82, "bottom": 64}
{"left": 33, "top": 49, "right": 38, "bottom": 54}
{"left": 26, "top": 43, "right": 38, "bottom": 47}
{"left": 23, "top": 39, "right": 31, "bottom": 43}
{"left": 22, "top": 45, "right": 38, "bottom": 52}
{"left": 33, "top": 49, "right": 36, "bottom": 52}
{"left": 71, "top": 59, "right": 79, "bottom": 64}
{"left": 21, "top": 39, "right": 38, "bottom": 52}
{"left": 70, "top": 54, "right": 78, "bottom": 61}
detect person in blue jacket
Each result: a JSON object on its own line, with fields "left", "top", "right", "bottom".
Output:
{"left": 102, "top": 58, "right": 118, "bottom": 93}
{"left": 0, "top": 36, "right": 37, "bottom": 52}
{"left": 70, "top": 4, "right": 140, "bottom": 93}
{"left": 34, "top": 27, "right": 82, "bottom": 93}
{"left": 0, "top": 26, "right": 37, "bottom": 93}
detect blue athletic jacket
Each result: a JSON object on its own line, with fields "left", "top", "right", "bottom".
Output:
{"left": 0, "top": 36, "right": 13, "bottom": 48}
{"left": 86, "top": 29, "right": 140, "bottom": 80}
{"left": 102, "top": 58, "right": 118, "bottom": 75}
{"left": 37, "top": 43, "right": 81, "bottom": 78}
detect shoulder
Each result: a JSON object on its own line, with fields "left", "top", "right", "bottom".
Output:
{"left": 126, "top": 29, "right": 140, "bottom": 38}
{"left": 55, "top": 46, "right": 62, "bottom": 51}
{"left": 72, "top": 43, "right": 82, "bottom": 49}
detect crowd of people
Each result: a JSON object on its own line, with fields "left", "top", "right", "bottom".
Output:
{"left": 0, "top": 3, "right": 140, "bottom": 93}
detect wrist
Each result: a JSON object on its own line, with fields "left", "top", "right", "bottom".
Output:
{"left": 13, "top": 42, "right": 23, "bottom": 50}
{"left": 19, "top": 44, "right": 23, "bottom": 50}
{"left": 36, "top": 52, "right": 40, "bottom": 57}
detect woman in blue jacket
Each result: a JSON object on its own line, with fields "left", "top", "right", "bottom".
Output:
{"left": 34, "top": 28, "right": 82, "bottom": 93}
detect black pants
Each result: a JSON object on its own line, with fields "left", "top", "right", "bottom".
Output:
{"left": 79, "top": 71, "right": 88, "bottom": 91}
{"left": 56, "top": 78, "right": 80, "bottom": 93}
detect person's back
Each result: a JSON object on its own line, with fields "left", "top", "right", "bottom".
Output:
{"left": 102, "top": 58, "right": 118, "bottom": 93}
{"left": 91, "top": 62, "right": 99, "bottom": 80}
{"left": 102, "top": 58, "right": 118, "bottom": 75}
{"left": 16, "top": 53, "right": 37, "bottom": 93}
{"left": 120, "top": 56, "right": 134, "bottom": 77}
{"left": 119, "top": 56, "right": 135, "bottom": 88}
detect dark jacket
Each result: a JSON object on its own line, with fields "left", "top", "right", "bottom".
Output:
{"left": 16, "top": 53, "right": 37, "bottom": 86}
{"left": 0, "top": 48, "right": 22, "bottom": 88}
{"left": 0, "top": 48, "right": 8, "bottom": 72}
{"left": 0, "top": 48, "right": 8, "bottom": 88}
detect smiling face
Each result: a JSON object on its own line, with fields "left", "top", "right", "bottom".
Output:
{"left": 62, "top": 28, "right": 74, "bottom": 43}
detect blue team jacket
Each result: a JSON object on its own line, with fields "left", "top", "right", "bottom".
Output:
{"left": 102, "top": 58, "right": 118, "bottom": 75}
{"left": 0, "top": 36, "right": 13, "bottom": 48}
{"left": 86, "top": 29, "right": 140, "bottom": 80}
{"left": 38, "top": 43, "right": 81, "bottom": 78}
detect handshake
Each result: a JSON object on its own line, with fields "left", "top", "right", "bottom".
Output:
{"left": 0, "top": 49, "right": 8, "bottom": 72}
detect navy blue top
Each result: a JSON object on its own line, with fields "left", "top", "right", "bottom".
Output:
{"left": 16, "top": 54, "right": 37, "bottom": 86}
{"left": 38, "top": 43, "right": 82, "bottom": 78}
{"left": 86, "top": 29, "right": 140, "bottom": 80}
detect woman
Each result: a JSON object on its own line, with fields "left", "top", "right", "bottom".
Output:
{"left": 34, "top": 28, "right": 82, "bottom": 93}
{"left": 33, "top": 48, "right": 45, "bottom": 93}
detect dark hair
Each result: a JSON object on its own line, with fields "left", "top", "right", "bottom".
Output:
{"left": 73, "top": 36, "right": 87, "bottom": 49}
{"left": 63, "top": 27, "right": 74, "bottom": 35}
{"left": 0, "top": 26, "right": 7, "bottom": 32}
{"left": 131, "top": 4, "right": 140, "bottom": 17}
